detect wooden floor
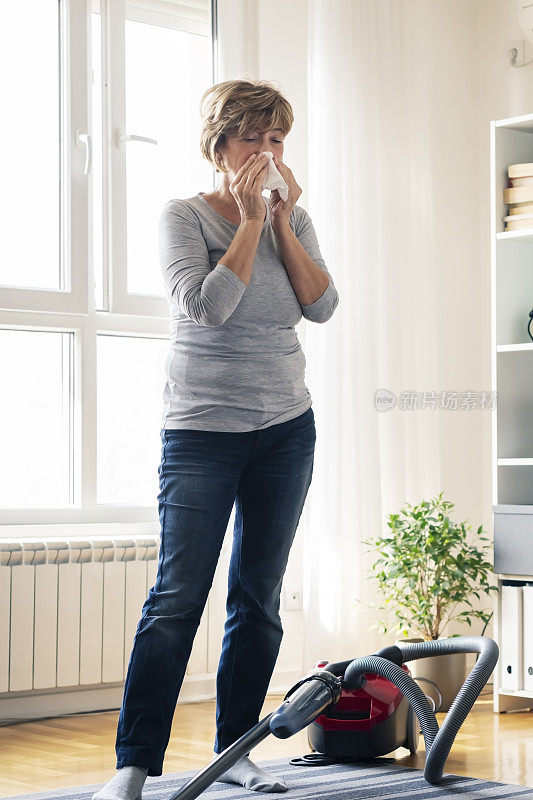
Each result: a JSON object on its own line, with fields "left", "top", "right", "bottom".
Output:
{"left": 1, "top": 694, "right": 532, "bottom": 797}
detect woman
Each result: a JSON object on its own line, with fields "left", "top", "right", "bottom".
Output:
{"left": 93, "top": 79, "right": 339, "bottom": 800}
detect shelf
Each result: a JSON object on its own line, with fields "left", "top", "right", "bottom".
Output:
{"left": 497, "top": 343, "right": 533, "bottom": 352}
{"left": 495, "top": 572, "right": 533, "bottom": 579}
{"left": 498, "top": 458, "right": 533, "bottom": 466}
{"left": 493, "top": 504, "right": 533, "bottom": 513}
{"left": 496, "top": 229, "right": 533, "bottom": 242}
{"left": 498, "top": 688, "right": 533, "bottom": 699}
{"left": 494, "top": 113, "right": 533, "bottom": 131}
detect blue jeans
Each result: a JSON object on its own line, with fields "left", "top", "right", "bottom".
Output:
{"left": 115, "top": 406, "right": 316, "bottom": 777}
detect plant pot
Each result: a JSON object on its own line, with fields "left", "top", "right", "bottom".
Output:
{"left": 395, "top": 638, "right": 467, "bottom": 712}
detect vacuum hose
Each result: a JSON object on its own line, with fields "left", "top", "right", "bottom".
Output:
{"left": 337, "top": 636, "right": 498, "bottom": 784}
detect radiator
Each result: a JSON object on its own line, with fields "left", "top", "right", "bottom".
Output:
{"left": 0, "top": 537, "right": 159, "bottom": 694}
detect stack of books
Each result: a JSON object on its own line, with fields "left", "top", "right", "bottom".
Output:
{"left": 503, "top": 162, "right": 533, "bottom": 231}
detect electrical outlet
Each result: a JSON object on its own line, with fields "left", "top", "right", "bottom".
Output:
{"left": 284, "top": 588, "right": 302, "bottom": 611}
{"left": 508, "top": 38, "right": 526, "bottom": 67}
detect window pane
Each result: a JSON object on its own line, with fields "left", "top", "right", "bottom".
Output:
{"left": 124, "top": 4, "right": 214, "bottom": 296}
{"left": 0, "top": 331, "right": 71, "bottom": 508}
{"left": 97, "top": 334, "right": 169, "bottom": 505}
{"left": 0, "top": 2, "right": 61, "bottom": 291}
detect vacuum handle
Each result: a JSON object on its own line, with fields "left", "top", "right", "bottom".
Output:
{"left": 269, "top": 672, "right": 342, "bottom": 738}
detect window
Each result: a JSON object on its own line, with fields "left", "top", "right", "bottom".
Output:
{"left": 0, "top": 0, "right": 216, "bottom": 530}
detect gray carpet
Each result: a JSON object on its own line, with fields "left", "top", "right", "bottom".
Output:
{"left": 3, "top": 757, "right": 533, "bottom": 800}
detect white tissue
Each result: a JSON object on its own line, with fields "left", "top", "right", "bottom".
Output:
{"left": 261, "top": 151, "right": 289, "bottom": 201}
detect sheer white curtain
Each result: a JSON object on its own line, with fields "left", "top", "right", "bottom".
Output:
{"left": 302, "top": 0, "right": 447, "bottom": 664}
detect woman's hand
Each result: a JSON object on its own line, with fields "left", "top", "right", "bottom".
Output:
{"left": 269, "top": 156, "right": 302, "bottom": 228}
{"left": 230, "top": 153, "right": 270, "bottom": 223}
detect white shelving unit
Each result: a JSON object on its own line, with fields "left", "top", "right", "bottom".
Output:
{"left": 491, "top": 113, "right": 533, "bottom": 713}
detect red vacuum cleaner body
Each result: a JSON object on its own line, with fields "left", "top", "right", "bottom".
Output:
{"left": 307, "top": 660, "right": 419, "bottom": 759}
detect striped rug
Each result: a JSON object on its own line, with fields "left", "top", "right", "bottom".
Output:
{"left": 4, "top": 756, "right": 533, "bottom": 800}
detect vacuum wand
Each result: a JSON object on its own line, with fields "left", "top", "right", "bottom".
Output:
{"left": 167, "top": 672, "right": 342, "bottom": 800}
{"left": 166, "top": 716, "right": 273, "bottom": 800}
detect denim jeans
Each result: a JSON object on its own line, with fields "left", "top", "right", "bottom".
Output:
{"left": 115, "top": 406, "right": 316, "bottom": 777}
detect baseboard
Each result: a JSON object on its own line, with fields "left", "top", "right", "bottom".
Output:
{"left": 0, "top": 667, "right": 302, "bottom": 726}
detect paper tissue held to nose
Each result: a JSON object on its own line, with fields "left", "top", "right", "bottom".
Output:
{"left": 261, "top": 151, "right": 289, "bottom": 201}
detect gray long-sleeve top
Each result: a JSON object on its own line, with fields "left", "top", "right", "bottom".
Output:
{"left": 158, "top": 192, "right": 339, "bottom": 431}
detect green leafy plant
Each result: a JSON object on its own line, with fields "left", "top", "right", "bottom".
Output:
{"left": 362, "top": 491, "right": 498, "bottom": 640}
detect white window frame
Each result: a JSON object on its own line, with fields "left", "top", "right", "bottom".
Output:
{"left": 0, "top": 0, "right": 217, "bottom": 537}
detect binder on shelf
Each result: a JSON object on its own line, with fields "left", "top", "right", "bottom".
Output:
{"left": 523, "top": 584, "right": 533, "bottom": 692}
{"left": 500, "top": 583, "right": 524, "bottom": 691}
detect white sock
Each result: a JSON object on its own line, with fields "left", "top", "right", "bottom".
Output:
{"left": 92, "top": 766, "right": 148, "bottom": 800}
{"left": 216, "top": 755, "right": 287, "bottom": 792}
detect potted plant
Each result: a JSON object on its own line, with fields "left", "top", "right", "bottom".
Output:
{"left": 362, "top": 491, "right": 498, "bottom": 711}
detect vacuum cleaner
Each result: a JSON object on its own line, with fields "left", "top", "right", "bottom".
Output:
{"left": 166, "top": 635, "right": 498, "bottom": 800}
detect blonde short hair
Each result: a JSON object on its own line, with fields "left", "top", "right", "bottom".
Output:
{"left": 199, "top": 79, "right": 294, "bottom": 174}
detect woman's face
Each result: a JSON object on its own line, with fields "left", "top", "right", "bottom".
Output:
{"left": 218, "top": 128, "right": 285, "bottom": 176}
